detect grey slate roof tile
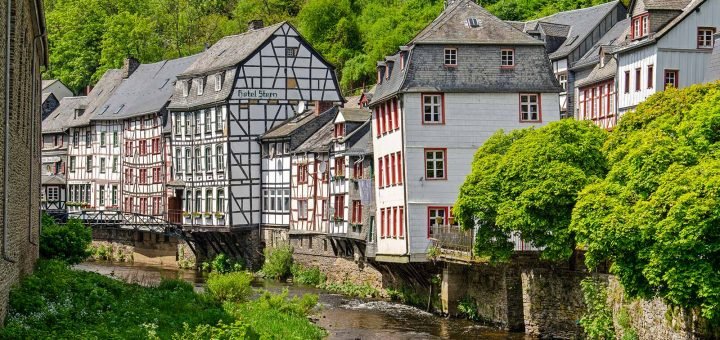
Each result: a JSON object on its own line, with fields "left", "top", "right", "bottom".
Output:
{"left": 93, "top": 55, "right": 199, "bottom": 121}
{"left": 576, "top": 58, "right": 618, "bottom": 88}
{"left": 345, "top": 121, "right": 373, "bottom": 156}
{"left": 42, "top": 96, "right": 86, "bottom": 133}
{"left": 67, "top": 69, "right": 124, "bottom": 128}
{"left": 295, "top": 120, "right": 334, "bottom": 153}
{"left": 617, "top": 0, "right": 703, "bottom": 53}
{"left": 338, "top": 108, "right": 371, "bottom": 123}
{"left": 167, "top": 68, "right": 236, "bottom": 111}
{"left": 260, "top": 106, "right": 338, "bottom": 151}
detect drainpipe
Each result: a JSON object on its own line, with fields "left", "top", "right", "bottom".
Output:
{"left": 28, "top": 33, "right": 45, "bottom": 246}
{"left": 3, "top": 0, "right": 16, "bottom": 262}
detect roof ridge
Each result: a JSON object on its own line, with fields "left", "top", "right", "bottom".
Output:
{"left": 531, "top": 0, "right": 619, "bottom": 21}
{"left": 216, "top": 21, "right": 285, "bottom": 42}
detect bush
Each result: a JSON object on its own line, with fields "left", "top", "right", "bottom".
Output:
{"left": 457, "top": 297, "right": 480, "bottom": 321}
{"left": 261, "top": 245, "right": 293, "bottom": 281}
{"left": 579, "top": 277, "right": 616, "bottom": 340}
{"left": 170, "top": 321, "right": 259, "bottom": 340}
{"left": 206, "top": 272, "right": 254, "bottom": 302}
{"left": 319, "top": 281, "right": 379, "bottom": 298}
{"left": 291, "top": 264, "right": 326, "bottom": 286}
{"left": 201, "top": 253, "right": 245, "bottom": 274}
{"left": 39, "top": 215, "right": 92, "bottom": 264}
{"left": 157, "top": 279, "right": 194, "bottom": 293}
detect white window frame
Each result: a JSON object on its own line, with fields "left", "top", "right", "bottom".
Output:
{"left": 501, "top": 49, "right": 515, "bottom": 67}
{"left": 520, "top": 93, "right": 541, "bottom": 122}
{"left": 214, "top": 73, "right": 223, "bottom": 92}
{"left": 182, "top": 80, "right": 189, "bottom": 97}
{"left": 47, "top": 187, "right": 59, "bottom": 201}
{"left": 196, "top": 78, "right": 204, "bottom": 96}
{"left": 444, "top": 48, "right": 457, "bottom": 66}
{"left": 698, "top": 27, "right": 716, "bottom": 49}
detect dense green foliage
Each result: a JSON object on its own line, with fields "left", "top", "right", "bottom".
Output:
{"left": 454, "top": 119, "right": 608, "bottom": 261}
{"left": 579, "top": 277, "right": 616, "bottom": 339}
{"left": 206, "top": 272, "right": 255, "bottom": 302}
{"left": 39, "top": 214, "right": 92, "bottom": 264}
{"left": 0, "top": 260, "right": 324, "bottom": 339}
{"left": 571, "top": 83, "right": 720, "bottom": 321}
{"left": 261, "top": 245, "right": 294, "bottom": 280}
{"left": 291, "top": 263, "right": 326, "bottom": 286}
{"left": 44, "top": 0, "right": 619, "bottom": 94}
{"left": 201, "top": 253, "right": 245, "bottom": 273}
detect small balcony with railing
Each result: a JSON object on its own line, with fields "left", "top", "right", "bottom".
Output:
{"left": 429, "top": 225, "right": 541, "bottom": 263}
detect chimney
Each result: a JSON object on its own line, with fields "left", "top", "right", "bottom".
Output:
{"left": 248, "top": 20, "right": 264, "bottom": 31}
{"left": 314, "top": 101, "right": 334, "bottom": 115}
{"left": 122, "top": 57, "right": 140, "bottom": 79}
{"left": 204, "top": 42, "right": 210, "bottom": 51}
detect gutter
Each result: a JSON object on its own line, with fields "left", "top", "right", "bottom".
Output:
{"left": 3, "top": 0, "right": 15, "bottom": 262}
{"left": 29, "top": 33, "right": 46, "bottom": 246}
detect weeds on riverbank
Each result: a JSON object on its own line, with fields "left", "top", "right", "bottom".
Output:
{"left": 261, "top": 245, "right": 294, "bottom": 280}
{"left": 319, "top": 281, "right": 380, "bottom": 298}
{"left": 0, "top": 260, "right": 325, "bottom": 339}
{"left": 291, "top": 264, "right": 326, "bottom": 286}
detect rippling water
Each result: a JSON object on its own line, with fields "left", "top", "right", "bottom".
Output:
{"left": 75, "top": 261, "right": 532, "bottom": 340}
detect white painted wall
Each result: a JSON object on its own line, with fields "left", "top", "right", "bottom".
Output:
{"left": 617, "top": 44, "right": 658, "bottom": 112}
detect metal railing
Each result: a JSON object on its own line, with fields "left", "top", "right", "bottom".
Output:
{"left": 429, "top": 225, "right": 542, "bottom": 262}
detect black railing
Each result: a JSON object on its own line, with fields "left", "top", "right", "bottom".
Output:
{"left": 41, "top": 200, "right": 66, "bottom": 211}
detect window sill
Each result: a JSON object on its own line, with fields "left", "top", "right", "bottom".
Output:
{"left": 519, "top": 120, "right": 542, "bottom": 124}
{"left": 500, "top": 66, "right": 515, "bottom": 70}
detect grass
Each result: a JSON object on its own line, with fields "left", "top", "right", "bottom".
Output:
{"left": 0, "top": 260, "right": 325, "bottom": 339}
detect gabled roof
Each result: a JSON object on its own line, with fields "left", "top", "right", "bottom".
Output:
{"left": 41, "top": 79, "right": 59, "bottom": 90}
{"left": 295, "top": 120, "right": 334, "bottom": 153}
{"left": 576, "top": 58, "right": 618, "bottom": 88}
{"left": 412, "top": 0, "right": 542, "bottom": 46}
{"left": 178, "top": 22, "right": 285, "bottom": 77}
{"left": 522, "top": 1, "right": 622, "bottom": 60}
{"left": 630, "top": 0, "right": 693, "bottom": 11}
{"left": 574, "top": 18, "right": 630, "bottom": 69}
{"left": 261, "top": 107, "right": 337, "bottom": 141}
{"left": 42, "top": 96, "right": 86, "bottom": 134}
{"left": 67, "top": 69, "right": 124, "bottom": 128}
{"left": 345, "top": 121, "right": 373, "bottom": 156}
{"left": 616, "top": 0, "right": 705, "bottom": 54}
{"left": 336, "top": 108, "right": 371, "bottom": 123}
{"left": 93, "top": 55, "right": 199, "bottom": 121}
{"left": 42, "top": 175, "right": 66, "bottom": 186}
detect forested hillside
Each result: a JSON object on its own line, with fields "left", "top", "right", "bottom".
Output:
{"left": 44, "top": 0, "right": 622, "bottom": 94}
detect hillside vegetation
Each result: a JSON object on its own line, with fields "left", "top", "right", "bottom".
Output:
{"left": 44, "top": 0, "right": 621, "bottom": 94}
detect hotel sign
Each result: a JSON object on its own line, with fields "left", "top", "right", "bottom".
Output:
{"left": 236, "top": 89, "right": 281, "bottom": 99}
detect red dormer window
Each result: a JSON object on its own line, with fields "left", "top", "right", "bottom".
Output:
{"left": 631, "top": 13, "right": 649, "bottom": 40}
{"left": 334, "top": 123, "right": 345, "bottom": 139}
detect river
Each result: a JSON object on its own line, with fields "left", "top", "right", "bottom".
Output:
{"left": 74, "top": 261, "right": 531, "bottom": 340}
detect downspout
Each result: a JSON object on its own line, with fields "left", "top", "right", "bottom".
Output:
{"left": 3, "top": 0, "right": 16, "bottom": 262}
{"left": 28, "top": 33, "right": 44, "bottom": 246}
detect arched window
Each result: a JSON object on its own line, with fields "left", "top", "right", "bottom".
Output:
{"left": 195, "top": 191, "right": 202, "bottom": 212}
{"left": 216, "top": 144, "right": 224, "bottom": 170}
{"left": 206, "top": 189, "right": 213, "bottom": 212}
{"left": 217, "top": 189, "right": 225, "bottom": 213}
{"left": 205, "top": 147, "right": 212, "bottom": 171}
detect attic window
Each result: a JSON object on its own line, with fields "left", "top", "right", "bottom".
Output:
{"left": 501, "top": 49, "right": 515, "bottom": 68}
{"left": 196, "top": 78, "right": 205, "bottom": 96}
{"left": 182, "top": 80, "right": 189, "bottom": 97}
{"left": 467, "top": 18, "right": 479, "bottom": 28}
{"left": 214, "top": 73, "right": 223, "bottom": 92}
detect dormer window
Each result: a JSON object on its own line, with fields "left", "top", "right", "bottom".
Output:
{"left": 501, "top": 49, "right": 515, "bottom": 68}
{"left": 182, "top": 80, "right": 189, "bottom": 97}
{"left": 632, "top": 14, "right": 649, "bottom": 40}
{"left": 385, "top": 65, "right": 390, "bottom": 79}
{"left": 444, "top": 48, "right": 457, "bottom": 66}
{"left": 400, "top": 52, "right": 406, "bottom": 70}
{"left": 467, "top": 18, "right": 479, "bottom": 28}
{"left": 334, "top": 123, "right": 345, "bottom": 139}
{"left": 196, "top": 78, "right": 205, "bottom": 95}
{"left": 214, "top": 73, "right": 223, "bottom": 92}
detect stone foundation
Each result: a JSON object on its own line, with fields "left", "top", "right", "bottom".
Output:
{"left": 90, "top": 229, "right": 192, "bottom": 267}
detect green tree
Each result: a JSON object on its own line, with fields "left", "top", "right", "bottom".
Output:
{"left": 454, "top": 119, "right": 608, "bottom": 261}
{"left": 571, "top": 82, "right": 720, "bottom": 321}
{"left": 40, "top": 214, "right": 92, "bottom": 265}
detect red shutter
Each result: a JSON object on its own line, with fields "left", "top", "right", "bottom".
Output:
{"left": 391, "top": 154, "right": 396, "bottom": 185}
{"left": 378, "top": 158, "right": 384, "bottom": 187}
{"left": 393, "top": 99, "right": 399, "bottom": 130}
{"left": 392, "top": 207, "right": 397, "bottom": 237}
{"left": 380, "top": 208, "right": 385, "bottom": 238}
{"left": 375, "top": 108, "right": 381, "bottom": 136}
{"left": 399, "top": 207, "right": 404, "bottom": 238}
{"left": 384, "top": 155, "right": 390, "bottom": 186}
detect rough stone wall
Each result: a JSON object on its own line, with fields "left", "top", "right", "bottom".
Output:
{"left": 0, "top": 0, "right": 44, "bottom": 324}
{"left": 605, "top": 275, "right": 718, "bottom": 340}
{"left": 521, "top": 267, "right": 586, "bottom": 338}
{"left": 90, "top": 229, "right": 183, "bottom": 267}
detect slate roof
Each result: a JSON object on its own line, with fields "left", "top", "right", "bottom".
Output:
{"left": 345, "top": 121, "right": 373, "bottom": 156}
{"left": 632, "top": 0, "right": 693, "bottom": 10}
{"left": 178, "top": 22, "right": 284, "bottom": 78}
{"left": 412, "top": 0, "right": 542, "bottom": 46}
{"left": 522, "top": 1, "right": 622, "bottom": 60}
{"left": 574, "top": 18, "right": 630, "bottom": 69}
{"left": 42, "top": 175, "right": 66, "bottom": 186}
{"left": 42, "top": 96, "right": 86, "bottom": 133}
{"left": 41, "top": 92, "right": 52, "bottom": 104}
{"left": 616, "top": 0, "right": 703, "bottom": 53}
{"left": 295, "top": 120, "right": 334, "bottom": 153}
{"left": 93, "top": 55, "right": 199, "bottom": 121}
{"left": 41, "top": 79, "right": 58, "bottom": 90}
{"left": 67, "top": 69, "right": 124, "bottom": 128}
{"left": 338, "top": 108, "right": 371, "bottom": 123}
{"left": 261, "top": 107, "right": 337, "bottom": 141}
{"left": 167, "top": 68, "right": 236, "bottom": 111}
{"left": 705, "top": 34, "right": 720, "bottom": 83}
{"left": 576, "top": 58, "right": 618, "bottom": 88}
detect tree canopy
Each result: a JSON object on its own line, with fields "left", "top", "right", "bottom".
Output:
{"left": 571, "top": 82, "right": 720, "bottom": 321}
{"left": 454, "top": 119, "right": 608, "bottom": 261}
{"left": 43, "top": 0, "right": 619, "bottom": 94}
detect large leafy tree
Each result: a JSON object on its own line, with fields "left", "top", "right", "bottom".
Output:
{"left": 454, "top": 119, "right": 608, "bottom": 261}
{"left": 571, "top": 83, "right": 720, "bottom": 321}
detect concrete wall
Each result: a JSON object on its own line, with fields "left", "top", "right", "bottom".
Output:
{"left": 0, "top": 0, "right": 45, "bottom": 324}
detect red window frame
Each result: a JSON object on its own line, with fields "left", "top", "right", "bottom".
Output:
{"left": 334, "top": 195, "right": 345, "bottom": 220}
{"left": 335, "top": 123, "right": 345, "bottom": 139}
{"left": 297, "top": 199, "right": 308, "bottom": 220}
{"left": 397, "top": 151, "right": 403, "bottom": 184}
{"left": 697, "top": 27, "right": 716, "bottom": 49}
{"left": 390, "top": 153, "right": 397, "bottom": 186}
{"left": 351, "top": 200, "right": 362, "bottom": 224}
{"left": 624, "top": 71, "right": 630, "bottom": 93}
{"left": 424, "top": 148, "right": 447, "bottom": 180}
{"left": 664, "top": 70, "right": 679, "bottom": 89}
{"left": 421, "top": 93, "right": 445, "bottom": 125}
{"left": 353, "top": 160, "right": 363, "bottom": 179}
{"left": 392, "top": 99, "right": 399, "bottom": 130}
{"left": 335, "top": 157, "right": 345, "bottom": 177}
{"left": 380, "top": 208, "right": 386, "bottom": 238}
{"left": 386, "top": 101, "right": 393, "bottom": 132}
{"left": 320, "top": 199, "right": 328, "bottom": 221}
{"left": 392, "top": 207, "right": 398, "bottom": 237}
{"left": 384, "top": 155, "right": 390, "bottom": 186}
{"left": 635, "top": 68, "right": 641, "bottom": 92}
{"left": 298, "top": 164, "right": 308, "bottom": 184}
{"left": 647, "top": 65, "right": 654, "bottom": 89}
{"left": 519, "top": 93, "right": 542, "bottom": 123}
{"left": 378, "top": 157, "right": 384, "bottom": 188}
{"left": 375, "top": 107, "right": 381, "bottom": 137}
{"left": 631, "top": 13, "right": 649, "bottom": 40}
{"left": 427, "top": 206, "right": 449, "bottom": 237}
{"left": 381, "top": 103, "right": 387, "bottom": 134}
{"left": 398, "top": 207, "right": 404, "bottom": 238}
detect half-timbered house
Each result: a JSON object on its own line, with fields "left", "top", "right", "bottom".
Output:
{"left": 167, "top": 21, "right": 342, "bottom": 232}
{"left": 259, "top": 106, "right": 337, "bottom": 247}
{"left": 289, "top": 120, "right": 334, "bottom": 256}
{"left": 41, "top": 96, "right": 85, "bottom": 212}
{"left": 95, "top": 56, "right": 198, "bottom": 217}
{"left": 66, "top": 68, "right": 125, "bottom": 211}
{"left": 616, "top": 0, "right": 720, "bottom": 113}
{"left": 369, "top": 0, "right": 561, "bottom": 262}
{"left": 328, "top": 108, "right": 374, "bottom": 258}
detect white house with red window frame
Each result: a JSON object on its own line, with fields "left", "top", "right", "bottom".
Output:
{"left": 616, "top": 0, "right": 720, "bottom": 113}
{"left": 369, "top": 0, "right": 561, "bottom": 263}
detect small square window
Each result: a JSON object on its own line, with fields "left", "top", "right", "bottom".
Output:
{"left": 444, "top": 48, "right": 457, "bottom": 66}
{"left": 519, "top": 94, "right": 541, "bottom": 122}
{"left": 664, "top": 70, "right": 679, "bottom": 89}
{"left": 501, "top": 49, "right": 514, "bottom": 67}
{"left": 286, "top": 47, "right": 298, "bottom": 57}
{"left": 698, "top": 27, "right": 716, "bottom": 49}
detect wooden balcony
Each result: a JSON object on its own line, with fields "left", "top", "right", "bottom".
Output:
{"left": 429, "top": 225, "right": 541, "bottom": 263}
